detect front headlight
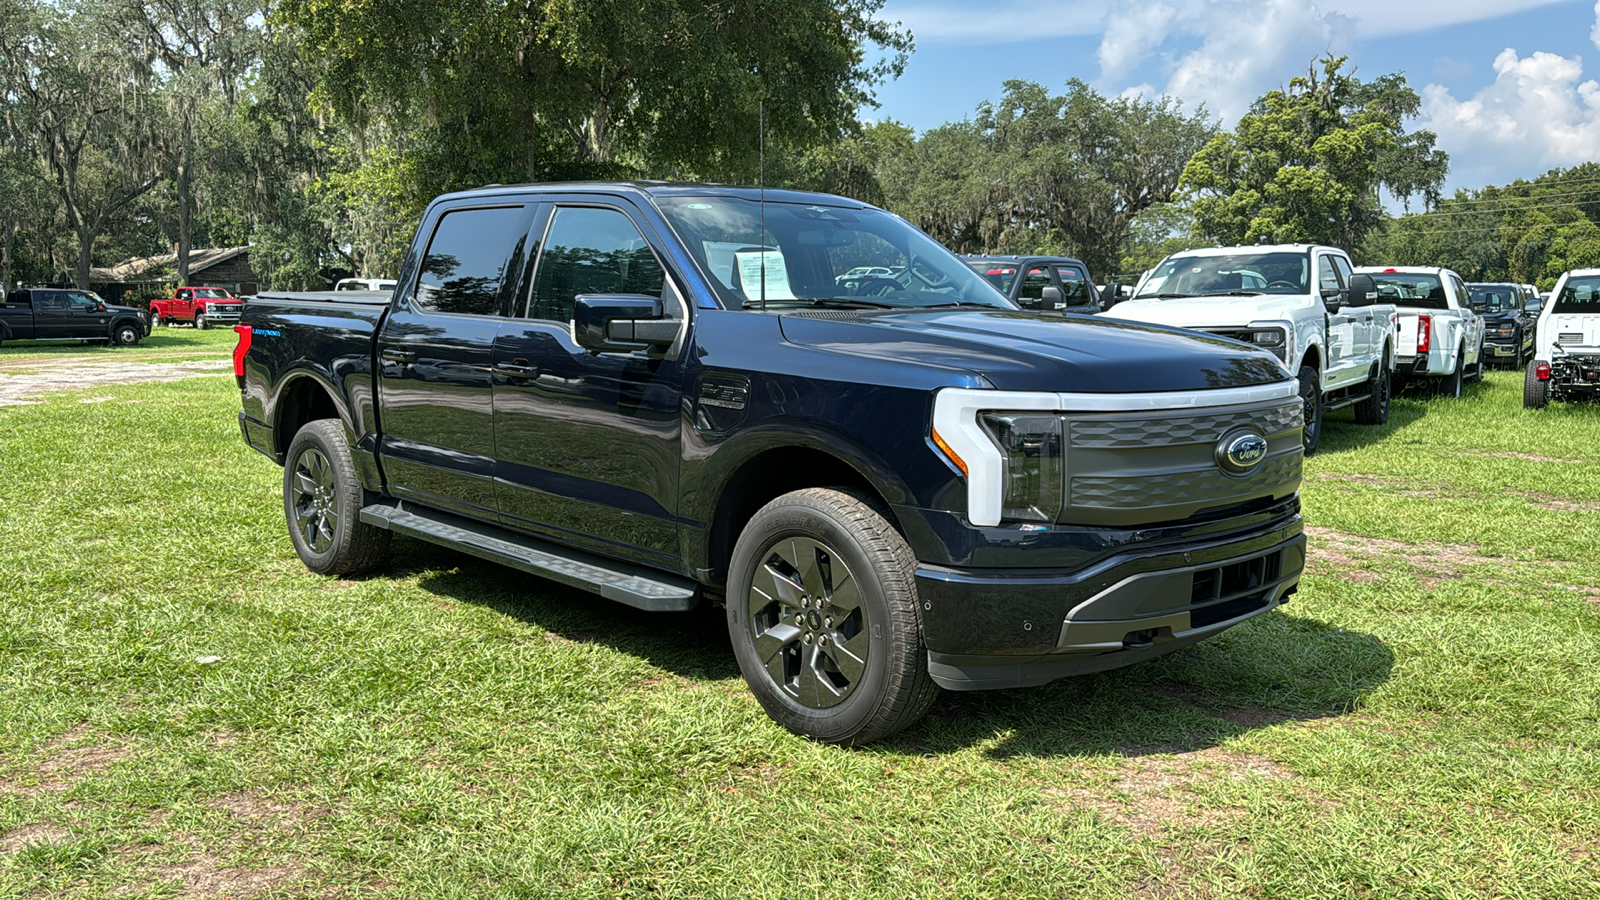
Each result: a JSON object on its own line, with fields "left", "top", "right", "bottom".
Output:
{"left": 978, "top": 413, "right": 1063, "bottom": 523}
{"left": 1243, "top": 323, "right": 1291, "bottom": 362}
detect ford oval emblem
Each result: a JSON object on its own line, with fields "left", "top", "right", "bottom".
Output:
{"left": 1216, "top": 430, "right": 1269, "bottom": 475}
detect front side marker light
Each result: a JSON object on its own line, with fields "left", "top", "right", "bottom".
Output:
{"left": 931, "top": 427, "right": 968, "bottom": 476}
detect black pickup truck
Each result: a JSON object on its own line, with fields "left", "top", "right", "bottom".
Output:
{"left": 1, "top": 288, "right": 147, "bottom": 347}
{"left": 235, "top": 182, "right": 1307, "bottom": 743}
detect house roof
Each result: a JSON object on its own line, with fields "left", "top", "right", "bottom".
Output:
{"left": 90, "top": 246, "right": 249, "bottom": 283}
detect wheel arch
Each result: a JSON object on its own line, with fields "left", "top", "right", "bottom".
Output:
{"left": 1297, "top": 341, "right": 1322, "bottom": 374}
{"left": 700, "top": 441, "right": 905, "bottom": 591}
{"left": 271, "top": 373, "right": 347, "bottom": 460}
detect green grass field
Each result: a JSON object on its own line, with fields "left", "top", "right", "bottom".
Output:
{"left": 1, "top": 349, "right": 1596, "bottom": 898}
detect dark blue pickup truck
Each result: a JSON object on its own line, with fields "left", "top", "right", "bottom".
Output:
{"left": 235, "top": 182, "right": 1306, "bottom": 743}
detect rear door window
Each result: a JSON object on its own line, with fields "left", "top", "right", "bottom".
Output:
{"left": 1054, "top": 265, "right": 1093, "bottom": 306}
{"left": 414, "top": 205, "right": 531, "bottom": 316}
{"left": 1018, "top": 266, "right": 1053, "bottom": 304}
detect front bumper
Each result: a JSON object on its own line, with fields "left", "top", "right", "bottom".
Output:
{"left": 915, "top": 517, "right": 1304, "bottom": 690}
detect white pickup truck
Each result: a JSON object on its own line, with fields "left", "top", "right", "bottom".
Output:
{"left": 1354, "top": 266, "right": 1485, "bottom": 398}
{"left": 1112, "top": 244, "right": 1397, "bottom": 454}
{"left": 1525, "top": 267, "right": 1600, "bottom": 408}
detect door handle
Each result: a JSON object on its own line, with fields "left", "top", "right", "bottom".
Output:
{"left": 495, "top": 359, "right": 537, "bottom": 378}
{"left": 381, "top": 349, "right": 417, "bottom": 365}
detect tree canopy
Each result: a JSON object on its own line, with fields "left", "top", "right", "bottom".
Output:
{"left": 1180, "top": 55, "right": 1447, "bottom": 252}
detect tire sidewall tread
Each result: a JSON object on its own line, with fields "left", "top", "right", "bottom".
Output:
{"left": 283, "top": 419, "right": 390, "bottom": 576}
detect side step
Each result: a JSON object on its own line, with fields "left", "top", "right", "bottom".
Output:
{"left": 359, "top": 502, "right": 699, "bottom": 612}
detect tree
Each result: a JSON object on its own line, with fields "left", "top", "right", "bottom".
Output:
{"left": 880, "top": 80, "right": 1214, "bottom": 277}
{"left": 1180, "top": 55, "right": 1447, "bottom": 251}
{"left": 0, "top": 0, "right": 163, "bottom": 287}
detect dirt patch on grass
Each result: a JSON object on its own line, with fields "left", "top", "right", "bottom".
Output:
{"left": 1453, "top": 449, "right": 1583, "bottom": 464}
{"left": 14, "top": 724, "right": 134, "bottom": 794}
{"left": 1154, "top": 683, "right": 1319, "bottom": 729}
{"left": 213, "top": 792, "right": 330, "bottom": 832}
{"left": 1050, "top": 747, "right": 1294, "bottom": 837}
{"left": 0, "top": 823, "right": 72, "bottom": 853}
{"left": 139, "top": 847, "right": 306, "bottom": 899}
{"left": 0, "top": 358, "right": 229, "bottom": 406}
{"left": 1306, "top": 526, "right": 1510, "bottom": 588}
{"left": 1311, "top": 473, "right": 1600, "bottom": 512}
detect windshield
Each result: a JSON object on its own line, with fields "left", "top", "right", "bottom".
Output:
{"left": 1468, "top": 284, "right": 1518, "bottom": 312}
{"left": 658, "top": 196, "right": 1014, "bottom": 310}
{"left": 1135, "top": 251, "right": 1308, "bottom": 299}
{"left": 1553, "top": 276, "right": 1600, "bottom": 314}
{"left": 194, "top": 289, "right": 232, "bottom": 299}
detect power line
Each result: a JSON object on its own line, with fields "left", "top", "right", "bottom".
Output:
{"left": 1428, "top": 177, "right": 1600, "bottom": 207}
{"left": 1385, "top": 197, "right": 1600, "bottom": 228}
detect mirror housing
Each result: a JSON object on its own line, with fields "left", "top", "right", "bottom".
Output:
{"left": 1039, "top": 285, "right": 1063, "bottom": 311}
{"left": 1343, "top": 273, "right": 1378, "bottom": 308}
{"left": 574, "top": 294, "right": 677, "bottom": 352}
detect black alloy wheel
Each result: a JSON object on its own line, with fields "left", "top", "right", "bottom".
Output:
{"left": 283, "top": 419, "right": 391, "bottom": 575}
{"left": 1297, "top": 365, "right": 1322, "bottom": 455}
{"left": 727, "top": 488, "right": 938, "bottom": 744}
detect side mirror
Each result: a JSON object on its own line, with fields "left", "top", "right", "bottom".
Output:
{"left": 1469, "top": 300, "right": 1488, "bottom": 314}
{"left": 574, "top": 294, "right": 678, "bottom": 352}
{"left": 1344, "top": 274, "right": 1379, "bottom": 308}
{"left": 1039, "top": 285, "right": 1063, "bottom": 311}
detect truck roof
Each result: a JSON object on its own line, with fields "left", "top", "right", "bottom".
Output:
{"left": 437, "top": 181, "right": 873, "bottom": 210}
{"left": 1165, "top": 244, "right": 1336, "bottom": 257}
{"left": 1353, "top": 266, "right": 1451, "bottom": 275}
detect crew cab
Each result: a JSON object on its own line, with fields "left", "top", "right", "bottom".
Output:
{"left": 0, "top": 288, "right": 145, "bottom": 347}
{"left": 1109, "top": 245, "right": 1397, "bottom": 454}
{"left": 1467, "top": 282, "right": 1536, "bottom": 366}
{"left": 963, "top": 255, "right": 1100, "bottom": 314}
{"left": 149, "top": 286, "right": 243, "bottom": 330}
{"left": 235, "top": 182, "right": 1308, "bottom": 744}
{"left": 1356, "top": 267, "right": 1486, "bottom": 397}
{"left": 1525, "top": 268, "right": 1600, "bottom": 407}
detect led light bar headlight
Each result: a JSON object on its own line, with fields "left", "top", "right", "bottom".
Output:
{"left": 977, "top": 413, "right": 1063, "bottom": 523}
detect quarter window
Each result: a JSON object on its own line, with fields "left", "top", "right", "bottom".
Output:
{"left": 527, "top": 206, "right": 665, "bottom": 323}
{"left": 414, "top": 206, "right": 529, "bottom": 316}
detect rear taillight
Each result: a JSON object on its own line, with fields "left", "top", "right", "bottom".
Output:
{"left": 232, "top": 324, "right": 251, "bottom": 377}
{"left": 1416, "top": 315, "right": 1432, "bottom": 354}
{"left": 1537, "top": 363, "right": 1551, "bottom": 381}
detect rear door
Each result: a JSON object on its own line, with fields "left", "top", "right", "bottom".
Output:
{"left": 375, "top": 200, "right": 535, "bottom": 519}
{"left": 491, "top": 197, "right": 686, "bottom": 569}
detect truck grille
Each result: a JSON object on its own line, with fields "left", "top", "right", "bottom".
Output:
{"left": 1058, "top": 397, "right": 1303, "bottom": 528}
{"left": 1188, "top": 548, "right": 1284, "bottom": 628}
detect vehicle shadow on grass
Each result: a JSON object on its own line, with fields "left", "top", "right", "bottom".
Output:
{"left": 1317, "top": 390, "right": 1429, "bottom": 454}
{"left": 378, "top": 540, "right": 1392, "bottom": 759}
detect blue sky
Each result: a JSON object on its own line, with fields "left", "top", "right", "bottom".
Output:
{"left": 868, "top": 0, "right": 1600, "bottom": 198}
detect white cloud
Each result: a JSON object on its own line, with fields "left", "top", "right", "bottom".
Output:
{"left": 1420, "top": 49, "right": 1600, "bottom": 187}
{"left": 1097, "top": 4, "right": 1178, "bottom": 81}
{"left": 888, "top": 0, "right": 1107, "bottom": 43}
{"left": 1592, "top": 0, "right": 1600, "bottom": 51}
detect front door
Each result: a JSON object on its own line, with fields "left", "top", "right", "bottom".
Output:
{"left": 492, "top": 200, "right": 686, "bottom": 569}
{"left": 376, "top": 201, "right": 535, "bottom": 519}
{"left": 32, "top": 291, "right": 77, "bottom": 338}
{"left": 1318, "top": 254, "right": 1360, "bottom": 389}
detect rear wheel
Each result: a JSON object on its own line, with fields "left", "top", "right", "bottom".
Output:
{"left": 727, "top": 488, "right": 938, "bottom": 744}
{"left": 1353, "top": 354, "right": 1391, "bottom": 425}
{"left": 150, "top": 313, "right": 164, "bottom": 329}
{"left": 1297, "top": 365, "right": 1322, "bottom": 455}
{"left": 1524, "top": 360, "right": 1550, "bottom": 409}
{"left": 283, "top": 420, "right": 391, "bottom": 575}
{"left": 1435, "top": 350, "right": 1464, "bottom": 398}
{"left": 1467, "top": 339, "right": 1485, "bottom": 383}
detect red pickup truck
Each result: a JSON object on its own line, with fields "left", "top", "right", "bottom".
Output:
{"left": 149, "top": 286, "right": 244, "bottom": 330}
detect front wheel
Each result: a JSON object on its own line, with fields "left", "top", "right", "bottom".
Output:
{"left": 727, "top": 488, "right": 938, "bottom": 744}
{"left": 112, "top": 322, "right": 141, "bottom": 346}
{"left": 1297, "top": 365, "right": 1323, "bottom": 455}
{"left": 194, "top": 312, "right": 208, "bottom": 330}
{"left": 1524, "top": 360, "right": 1550, "bottom": 409}
{"left": 283, "top": 420, "right": 391, "bottom": 575}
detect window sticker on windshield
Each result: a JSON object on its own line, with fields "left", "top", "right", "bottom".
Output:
{"left": 735, "top": 250, "right": 797, "bottom": 301}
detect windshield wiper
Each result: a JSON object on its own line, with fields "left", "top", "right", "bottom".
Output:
{"left": 1135, "top": 292, "right": 1192, "bottom": 300}
{"left": 1199, "top": 290, "right": 1264, "bottom": 297}
{"left": 743, "top": 297, "right": 900, "bottom": 310}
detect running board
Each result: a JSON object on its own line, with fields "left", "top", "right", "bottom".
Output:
{"left": 359, "top": 502, "right": 699, "bottom": 612}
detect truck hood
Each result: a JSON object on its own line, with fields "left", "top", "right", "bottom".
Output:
{"left": 776, "top": 308, "right": 1289, "bottom": 393}
{"left": 1105, "top": 294, "right": 1310, "bottom": 328}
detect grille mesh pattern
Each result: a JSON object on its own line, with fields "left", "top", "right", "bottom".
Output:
{"left": 1069, "top": 401, "right": 1301, "bottom": 449}
{"left": 1070, "top": 454, "right": 1299, "bottom": 509}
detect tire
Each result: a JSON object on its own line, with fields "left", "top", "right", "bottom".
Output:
{"left": 111, "top": 322, "right": 141, "bottom": 346}
{"left": 1524, "top": 360, "right": 1550, "bottom": 409}
{"left": 283, "top": 420, "right": 391, "bottom": 576}
{"left": 1467, "top": 340, "right": 1485, "bottom": 383}
{"left": 1296, "top": 365, "right": 1322, "bottom": 455}
{"left": 1435, "top": 350, "right": 1464, "bottom": 398}
{"left": 150, "top": 313, "right": 164, "bottom": 329}
{"left": 1353, "top": 354, "right": 1391, "bottom": 425}
{"left": 194, "top": 311, "right": 208, "bottom": 330}
{"left": 726, "top": 487, "right": 939, "bottom": 745}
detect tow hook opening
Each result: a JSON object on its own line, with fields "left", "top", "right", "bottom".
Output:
{"left": 1279, "top": 584, "right": 1297, "bottom": 606}
{"left": 1122, "top": 627, "right": 1171, "bottom": 650}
